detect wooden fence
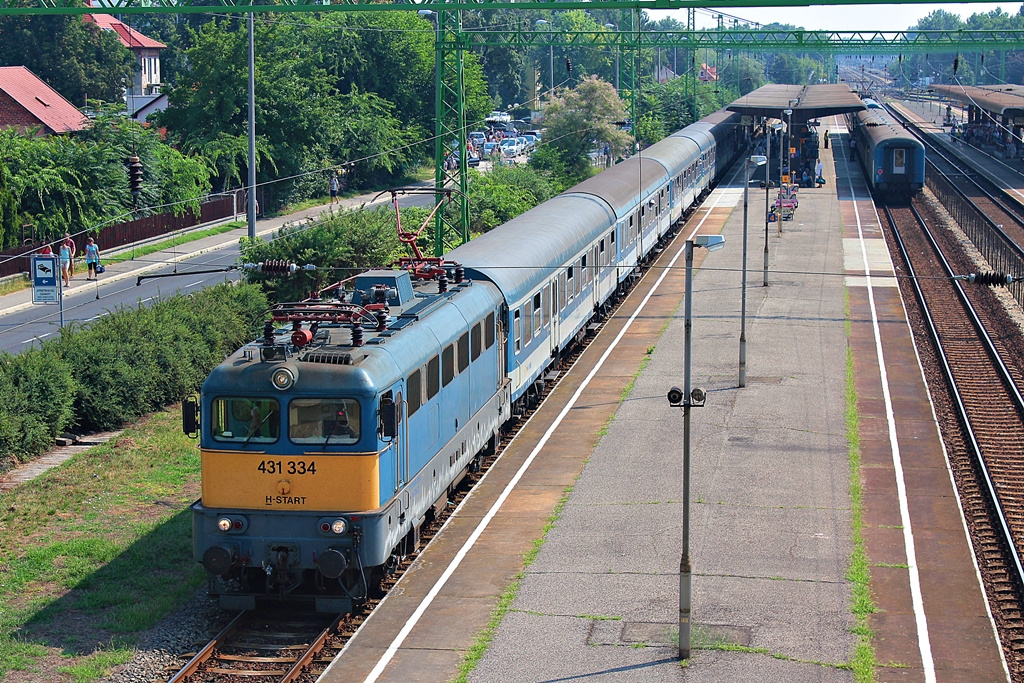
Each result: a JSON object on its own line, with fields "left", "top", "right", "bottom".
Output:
{"left": 0, "top": 194, "right": 237, "bottom": 280}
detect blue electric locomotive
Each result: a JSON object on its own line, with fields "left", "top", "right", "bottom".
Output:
{"left": 847, "top": 106, "right": 926, "bottom": 197}
{"left": 187, "top": 109, "right": 746, "bottom": 612}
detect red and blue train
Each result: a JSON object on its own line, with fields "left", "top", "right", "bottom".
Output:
{"left": 186, "top": 108, "right": 747, "bottom": 612}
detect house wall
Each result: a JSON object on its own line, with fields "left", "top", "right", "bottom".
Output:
{"left": 0, "top": 90, "right": 46, "bottom": 135}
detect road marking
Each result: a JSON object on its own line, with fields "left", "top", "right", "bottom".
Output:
{"left": 184, "top": 281, "right": 204, "bottom": 288}
{"left": 21, "top": 332, "right": 51, "bottom": 344}
{"left": 352, "top": 172, "right": 740, "bottom": 683}
{"left": 842, "top": 127, "right": 936, "bottom": 682}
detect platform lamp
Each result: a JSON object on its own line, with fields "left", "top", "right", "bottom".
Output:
{"left": 604, "top": 24, "right": 619, "bottom": 91}
{"left": 670, "top": 233, "right": 725, "bottom": 661}
{"left": 536, "top": 19, "right": 553, "bottom": 93}
{"left": 781, "top": 108, "right": 792, "bottom": 185}
{"left": 764, "top": 122, "right": 782, "bottom": 286}
{"left": 740, "top": 155, "right": 767, "bottom": 388}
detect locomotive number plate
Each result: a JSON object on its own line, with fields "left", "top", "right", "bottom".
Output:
{"left": 257, "top": 460, "right": 317, "bottom": 475}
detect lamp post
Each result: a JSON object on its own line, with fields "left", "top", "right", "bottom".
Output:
{"left": 740, "top": 155, "right": 767, "bottom": 388}
{"left": 536, "top": 19, "right": 553, "bottom": 93}
{"left": 247, "top": 10, "right": 256, "bottom": 240}
{"left": 672, "top": 233, "right": 725, "bottom": 660}
{"left": 604, "top": 24, "right": 619, "bottom": 91}
{"left": 764, "top": 122, "right": 781, "bottom": 287}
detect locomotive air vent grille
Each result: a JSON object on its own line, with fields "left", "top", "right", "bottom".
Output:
{"left": 300, "top": 351, "right": 353, "bottom": 365}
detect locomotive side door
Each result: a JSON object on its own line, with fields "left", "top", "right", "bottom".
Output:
{"left": 380, "top": 386, "right": 407, "bottom": 494}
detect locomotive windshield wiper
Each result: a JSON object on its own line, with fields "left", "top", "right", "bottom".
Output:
{"left": 242, "top": 411, "right": 274, "bottom": 448}
{"left": 321, "top": 410, "right": 346, "bottom": 451}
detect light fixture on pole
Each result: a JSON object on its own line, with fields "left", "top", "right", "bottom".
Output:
{"left": 781, "top": 108, "right": 792, "bottom": 184}
{"left": 247, "top": 8, "right": 256, "bottom": 241}
{"left": 764, "top": 122, "right": 781, "bottom": 287}
{"left": 604, "top": 24, "right": 619, "bottom": 91}
{"left": 671, "top": 232, "right": 725, "bottom": 661}
{"left": 536, "top": 19, "right": 553, "bottom": 93}
{"left": 740, "top": 155, "right": 767, "bottom": 388}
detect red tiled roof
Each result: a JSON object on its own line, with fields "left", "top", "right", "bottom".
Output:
{"left": 85, "top": 13, "right": 166, "bottom": 50}
{"left": 0, "top": 66, "right": 88, "bottom": 134}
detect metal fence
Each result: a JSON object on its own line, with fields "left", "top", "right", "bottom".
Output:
{"left": 0, "top": 194, "right": 237, "bottom": 280}
{"left": 927, "top": 169, "right": 1024, "bottom": 308}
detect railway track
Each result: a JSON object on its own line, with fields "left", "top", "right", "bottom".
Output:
{"left": 882, "top": 200, "right": 1024, "bottom": 676}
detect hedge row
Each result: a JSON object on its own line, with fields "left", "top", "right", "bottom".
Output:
{"left": 0, "top": 283, "right": 268, "bottom": 472}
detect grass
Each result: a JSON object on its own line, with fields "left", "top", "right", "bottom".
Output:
{"left": 0, "top": 274, "right": 29, "bottom": 297}
{"left": 0, "top": 408, "right": 206, "bottom": 682}
{"left": 845, "top": 342, "right": 879, "bottom": 681}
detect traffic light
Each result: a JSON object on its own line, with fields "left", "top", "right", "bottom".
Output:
{"left": 128, "top": 155, "right": 143, "bottom": 203}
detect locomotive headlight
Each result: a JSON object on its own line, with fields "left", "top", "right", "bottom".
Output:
{"left": 331, "top": 519, "right": 348, "bottom": 535}
{"left": 271, "top": 367, "right": 296, "bottom": 391}
{"left": 217, "top": 517, "right": 232, "bottom": 532}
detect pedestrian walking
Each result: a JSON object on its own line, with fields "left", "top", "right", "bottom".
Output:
{"left": 63, "top": 233, "right": 76, "bottom": 278}
{"left": 824, "top": 130, "right": 830, "bottom": 149}
{"left": 58, "top": 240, "right": 72, "bottom": 287}
{"left": 815, "top": 159, "right": 824, "bottom": 186}
{"left": 848, "top": 137, "right": 857, "bottom": 161}
{"left": 84, "top": 237, "right": 101, "bottom": 280}
{"left": 329, "top": 174, "right": 340, "bottom": 205}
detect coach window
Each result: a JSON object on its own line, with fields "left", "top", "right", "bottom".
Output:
{"left": 609, "top": 229, "right": 615, "bottom": 248}
{"left": 407, "top": 370, "right": 421, "bottom": 416}
{"left": 471, "top": 323, "right": 482, "bottom": 361}
{"left": 566, "top": 267, "right": 574, "bottom": 302}
{"left": 212, "top": 397, "right": 280, "bottom": 443}
{"left": 581, "top": 254, "right": 589, "bottom": 285}
{"left": 524, "top": 300, "right": 533, "bottom": 345}
{"left": 575, "top": 260, "right": 582, "bottom": 295}
{"left": 485, "top": 312, "right": 495, "bottom": 349}
{"left": 533, "top": 292, "right": 543, "bottom": 335}
{"left": 442, "top": 344, "right": 455, "bottom": 387}
{"left": 514, "top": 309, "right": 522, "bottom": 353}
{"left": 559, "top": 271, "right": 567, "bottom": 310}
{"left": 600, "top": 239, "right": 606, "bottom": 266}
{"left": 426, "top": 355, "right": 440, "bottom": 400}
{"left": 457, "top": 332, "right": 470, "bottom": 372}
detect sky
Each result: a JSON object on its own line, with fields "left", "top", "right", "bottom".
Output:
{"left": 658, "top": 3, "right": 1022, "bottom": 33}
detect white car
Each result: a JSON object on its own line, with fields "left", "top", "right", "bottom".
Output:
{"left": 500, "top": 139, "right": 521, "bottom": 157}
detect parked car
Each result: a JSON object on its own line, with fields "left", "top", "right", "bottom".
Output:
{"left": 500, "top": 139, "right": 521, "bottom": 157}
{"left": 522, "top": 134, "right": 538, "bottom": 148}
{"left": 469, "top": 131, "right": 486, "bottom": 146}
{"left": 516, "top": 136, "right": 531, "bottom": 152}
{"left": 483, "top": 141, "right": 500, "bottom": 157}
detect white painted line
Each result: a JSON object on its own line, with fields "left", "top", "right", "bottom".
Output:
{"left": 843, "top": 144, "right": 936, "bottom": 681}
{"left": 352, "top": 171, "right": 740, "bottom": 683}
{"left": 184, "top": 281, "right": 204, "bottom": 288}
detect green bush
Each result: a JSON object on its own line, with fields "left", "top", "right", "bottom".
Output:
{"left": 0, "top": 283, "right": 267, "bottom": 471}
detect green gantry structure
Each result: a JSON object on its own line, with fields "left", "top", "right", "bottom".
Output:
{"left": 3, "top": 0, "right": 1022, "bottom": 253}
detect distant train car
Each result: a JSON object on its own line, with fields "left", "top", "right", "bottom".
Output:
{"left": 187, "top": 108, "right": 749, "bottom": 613}
{"left": 847, "top": 106, "right": 925, "bottom": 196}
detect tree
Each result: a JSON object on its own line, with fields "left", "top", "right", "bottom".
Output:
{"left": 538, "top": 76, "right": 631, "bottom": 179}
{"left": 0, "top": 162, "right": 18, "bottom": 249}
{"left": 464, "top": 165, "right": 557, "bottom": 234}
{"left": 0, "top": 15, "right": 132, "bottom": 107}
{"left": 239, "top": 207, "right": 406, "bottom": 303}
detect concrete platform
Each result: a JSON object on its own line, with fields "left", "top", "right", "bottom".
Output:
{"left": 465, "top": 123, "right": 1006, "bottom": 682}
{"left": 315, "top": 123, "right": 1006, "bottom": 682}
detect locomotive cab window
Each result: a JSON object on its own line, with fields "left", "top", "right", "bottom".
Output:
{"left": 426, "top": 356, "right": 440, "bottom": 399}
{"left": 457, "top": 332, "right": 470, "bottom": 372}
{"left": 289, "top": 398, "right": 360, "bottom": 445}
{"left": 212, "top": 397, "right": 280, "bottom": 443}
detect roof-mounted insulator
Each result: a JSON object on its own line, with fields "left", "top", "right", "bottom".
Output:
{"left": 263, "top": 320, "right": 276, "bottom": 346}
{"left": 241, "top": 261, "right": 317, "bottom": 275}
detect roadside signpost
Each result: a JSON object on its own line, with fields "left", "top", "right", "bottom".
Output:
{"left": 31, "top": 254, "right": 64, "bottom": 327}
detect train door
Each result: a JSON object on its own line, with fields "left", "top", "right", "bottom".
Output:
{"left": 381, "top": 386, "right": 407, "bottom": 495}
{"left": 892, "top": 148, "right": 906, "bottom": 176}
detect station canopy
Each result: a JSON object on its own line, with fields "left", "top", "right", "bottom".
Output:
{"left": 727, "top": 84, "right": 866, "bottom": 124}
{"left": 930, "top": 83, "right": 1024, "bottom": 120}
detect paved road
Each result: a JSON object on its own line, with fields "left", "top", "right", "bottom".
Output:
{"left": 0, "top": 189, "right": 435, "bottom": 354}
